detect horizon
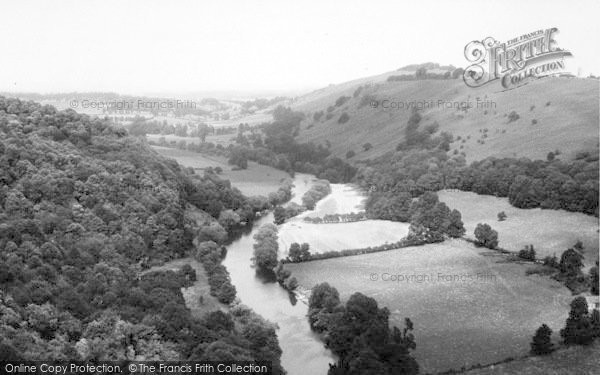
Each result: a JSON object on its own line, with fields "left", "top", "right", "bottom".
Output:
{"left": 1, "top": 0, "right": 599, "bottom": 96}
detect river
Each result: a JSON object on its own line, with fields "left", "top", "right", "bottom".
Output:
{"left": 222, "top": 173, "right": 336, "bottom": 375}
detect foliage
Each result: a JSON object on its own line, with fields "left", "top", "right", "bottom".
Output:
{"left": 530, "top": 324, "right": 554, "bottom": 355}
{"left": 252, "top": 224, "right": 279, "bottom": 271}
{"left": 0, "top": 97, "right": 282, "bottom": 369}
{"left": 518, "top": 245, "right": 536, "bottom": 261}
{"left": 474, "top": 223, "right": 499, "bottom": 249}
{"left": 307, "top": 284, "right": 419, "bottom": 375}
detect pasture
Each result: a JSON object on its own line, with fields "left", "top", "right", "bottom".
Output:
{"left": 285, "top": 239, "right": 573, "bottom": 373}
{"left": 438, "top": 190, "right": 599, "bottom": 269}
{"left": 152, "top": 145, "right": 289, "bottom": 196}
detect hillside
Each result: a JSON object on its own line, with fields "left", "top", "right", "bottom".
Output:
{"left": 291, "top": 66, "right": 599, "bottom": 163}
{"left": 0, "top": 97, "right": 284, "bottom": 372}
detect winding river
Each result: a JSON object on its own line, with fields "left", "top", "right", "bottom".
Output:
{"left": 222, "top": 174, "right": 336, "bottom": 375}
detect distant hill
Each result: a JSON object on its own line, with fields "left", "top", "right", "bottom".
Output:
{"left": 290, "top": 65, "right": 599, "bottom": 163}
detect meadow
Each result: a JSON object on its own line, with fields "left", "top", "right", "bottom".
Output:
{"left": 438, "top": 190, "right": 599, "bottom": 269}
{"left": 285, "top": 239, "right": 573, "bottom": 373}
{"left": 278, "top": 219, "right": 410, "bottom": 255}
{"left": 151, "top": 145, "right": 289, "bottom": 196}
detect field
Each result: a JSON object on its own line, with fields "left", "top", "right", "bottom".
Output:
{"left": 279, "top": 182, "right": 405, "bottom": 254}
{"left": 463, "top": 341, "right": 600, "bottom": 375}
{"left": 285, "top": 240, "right": 574, "bottom": 373}
{"left": 151, "top": 145, "right": 290, "bottom": 196}
{"left": 300, "top": 183, "right": 365, "bottom": 217}
{"left": 438, "top": 190, "right": 599, "bottom": 269}
{"left": 292, "top": 75, "right": 599, "bottom": 163}
{"left": 278, "top": 219, "right": 410, "bottom": 255}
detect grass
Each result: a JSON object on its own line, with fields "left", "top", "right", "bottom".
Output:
{"left": 460, "top": 340, "right": 600, "bottom": 375}
{"left": 151, "top": 145, "right": 290, "bottom": 196}
{"left": 292, "top": 76, "right": 599, "bottom": 163}
{"left": 278, "top": 219, "right": 410, "bottom": 254}
{"left": 284, "top": 239, "right": 574, "bottom": 374}
{"left": 279, "top": 182, "right": 405, "bottom": 254}
{"left": 438, "top": 190, "right": 599, "bottom": 269}
{"left": 300, "top": 183, "right": 365, "bottom": 217}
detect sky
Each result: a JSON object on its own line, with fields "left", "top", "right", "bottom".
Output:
{"left": 0, "top": 0, "right": 598, "bottom": 96}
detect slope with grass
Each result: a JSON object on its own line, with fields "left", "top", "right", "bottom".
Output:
{"left": 292, "top": 70, "right": 598, "bottom": 163}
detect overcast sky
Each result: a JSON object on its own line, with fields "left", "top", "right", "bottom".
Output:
{"left": 1, "top": 0, "right": 598, "bottom": 96}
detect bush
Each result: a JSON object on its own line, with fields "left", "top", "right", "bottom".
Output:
{"left": 497, "top": 211, "right": 507, "bottom": 221}
{"left": 362, "top": 143, "right": 372, "bottom": 151}
{"left": 346, "top": 150, "right": 356, "bottom": 159}
{"left": 338, "top": 113, "right": 350, "bottom": 124}
{"left": 335, "top": 96, "right": 350, "bottom": 107}
{"left": 518, "top": 245, "right": 536, "bottom": 261}
{"left": 507, "top": 111, "right": 520, "bottom": 123}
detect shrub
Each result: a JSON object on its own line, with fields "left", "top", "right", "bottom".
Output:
{"left": 313, "top": 111, "right": 324, "bottom": 121}
{"left": 507, "top": 111, "right": 520, "bottom": 123}
{"left": 335, "top": 96, "right": 351, "bottom": 107}
{"left": 362, "top": 143, "right": 373, "bottom": 151}
{"left": 346, "top": 150, "right": 356, "bottom": 159}
{"left": 497, "top": 211, "right": 507, "bottom": 221}
{"left": 338, "top": 113, "right": 350, "bottom": 124}
{"left": 518, "top": 245, "right": 536, "bottom": 260}
{"left": 532, "top": 119, "right": 538, "bottom": 125}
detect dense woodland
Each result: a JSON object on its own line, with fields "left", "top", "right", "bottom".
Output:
{"left": 0, "top": 97, "right": 284, "bottom": 372}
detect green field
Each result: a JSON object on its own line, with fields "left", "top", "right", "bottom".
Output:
{"left": 151, "top": 145, "right": 290, "bottom": 196}
{"left": 147, "top": 133, "right": 236, "bottom": 147}
{"left": 438, "top": 190, "right": 599, "bottom": 269}
{"left": 285, "top": 239, "right": 573, "bottom": 373}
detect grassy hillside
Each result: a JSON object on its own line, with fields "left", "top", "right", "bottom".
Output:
{"left": 292, "top": 72, "right": 599, "bottom": 163}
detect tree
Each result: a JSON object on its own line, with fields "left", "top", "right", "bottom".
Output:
{"left": 530, "top": 324, "right": 554, "bottom": 355}
{"left": 252, "top": 224, "right": 279, "bottom": 271}
{"left": 561, "top": 296, "right": 594, "bottom": 345}
{"left": 362, "top": 143, "right": 373, "bottom": 152}
{"left": 346, "top": 150, "right": 356, "bottom": 159}
{"left": 474, "top": 223, "right": 498, "bottom": 249}
{"left": 559, "top": 248, "right": 584, "bottom": 276}
{"left": 497, "top": 211, "right": 507, "bottom": 221}
{"left": 288, "top": 243, "right": 302, "bottom": 262}
{"left": 273, "top": 206, "right": 286, "bottom": 225}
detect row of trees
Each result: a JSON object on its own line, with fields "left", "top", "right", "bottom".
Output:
{"left": 303, "top": 211, "right": 368, "bottom": 224}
